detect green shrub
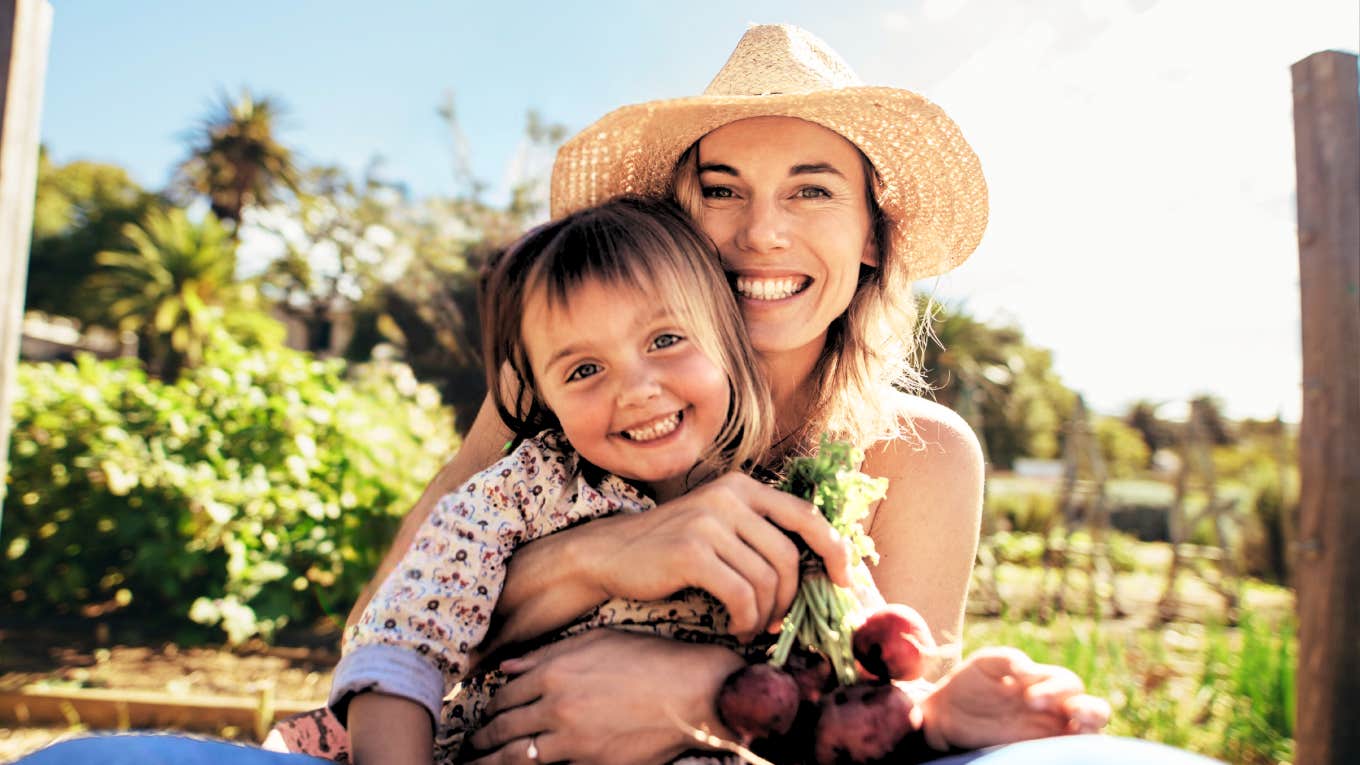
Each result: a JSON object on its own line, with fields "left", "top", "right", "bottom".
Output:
{"left": 4, "top": 343, "right": 457, "bottom": 642}
{"left": 1094, "top": 416, "right": 1150, "bottom": 479}
{"left": 985, "top": 487, "right": 1059, "bottom": 534}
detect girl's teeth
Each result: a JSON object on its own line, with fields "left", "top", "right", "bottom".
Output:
{"left": 735, "top": 276, "right": 806, "bottom": 300}
{"left": 624, "top": 412, "right": 681, "bottom": 442}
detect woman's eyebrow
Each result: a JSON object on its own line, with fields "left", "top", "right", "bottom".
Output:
{"left": 699, "top": 161, "right": 845, "bottom": 178}
{"left": 790, "top": 162, "right": 844, "bottom": 177}
{"left": 698, "top": 161, "right": 739, "bottom": 176}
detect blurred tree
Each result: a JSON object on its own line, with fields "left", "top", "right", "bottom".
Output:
{"left": 1190, "top": 394, "right": 1236, "bottom": 446}
{"left": 919, "top": 300, "right": 1075, "bottom": 468}
{"left": 175, "top": 90, "right": 300, "bottom": 227}
{"left": 25, "top": 149, "right": 159, "bottom": 320}
{"left": 87, "top": 207, "right": 265, "bottom": 379}
{"left": 1125, "top": 399, "right": 1176, "bottom": 466}
{"left": 1094, "top": 416, "right": 1152, "bottom": 478}
{"left": 246, "top": 163, "right": 400, "bottom": 353}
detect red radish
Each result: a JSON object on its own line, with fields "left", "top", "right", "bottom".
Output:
{"left": 715, "top": 663, "right": 801, "bottom": 743}
{"left": 814, "top": 682, "right": 921, "bottom": 765}
{"left": 852, "top": 604, "right": 935, "bottom": 681}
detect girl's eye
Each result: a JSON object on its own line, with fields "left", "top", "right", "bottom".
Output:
{"left": 651, "top": 333, "right": 683, "bottom": 350}
{"left": 701, "top": 185, "right": 735, "bottom": 199}
{"left": 566, "top": 362, "right": 602, "bottom": 382}
{"left": 797, "top": 186, "right": 831, "bottom": 199}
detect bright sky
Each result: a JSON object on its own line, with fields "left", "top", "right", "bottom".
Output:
{"left": 38, "top": 1, "right": 1359, "bottom": 422}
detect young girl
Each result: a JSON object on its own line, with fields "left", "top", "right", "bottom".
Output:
{"left": 331, "top": 195, "right": 777, "bottom": 765}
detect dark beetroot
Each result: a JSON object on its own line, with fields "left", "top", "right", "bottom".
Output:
{"left": 852, "top": 604, "right": 935, "bottom": 681}
{"left": 716, "top": 663, "right": 801, "bottom": 744}
{"left": 813, "top": 682, "right": 921, "bottom": 765}
{"left": 784, "top": 650, "right": 834, "bottom": 704}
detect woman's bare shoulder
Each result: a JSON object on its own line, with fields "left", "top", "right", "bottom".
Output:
{"left": 862, "top": 391, "right": 984, "bottom": 484}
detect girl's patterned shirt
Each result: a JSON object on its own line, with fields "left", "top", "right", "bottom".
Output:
{"left": 328, "top": 430, "right": 736, "bottom": 763}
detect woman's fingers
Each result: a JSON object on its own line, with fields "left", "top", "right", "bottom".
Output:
{"left": 1020, "top": 666, "right": 1085, "bottom": 713}
{"left": 1063, "top": 693, "right": 1112, "bottom": 733}
{"left": 469, "top": 703, "right": 544, "bottom": 754}
{"left": 466, "top": 731, "right": 566, "bottom": 765}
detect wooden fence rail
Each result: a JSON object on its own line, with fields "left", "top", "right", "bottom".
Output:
{"left": 1291, "top": 49, "right": 1360, "bottom": 765}
{"left": 0, "top": 0, "right": 52, "bottom": 518}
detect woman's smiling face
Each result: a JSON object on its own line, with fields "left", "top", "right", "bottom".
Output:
{"left": 695, "top": 116, "right": 877, "bottom": 363}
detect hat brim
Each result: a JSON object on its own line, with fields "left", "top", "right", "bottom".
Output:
{"left": 550, "top": 86, "right": 988, "bottom": 280}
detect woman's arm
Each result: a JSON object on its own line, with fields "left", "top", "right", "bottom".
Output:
{"left": 861, "top": 395, "right": 985, "bottom": 676}
{"left": 468, "top": 630, "right": 747, "bottom": 765}
{"left": 347, "top": 395, "right": 512, "bottom": 629}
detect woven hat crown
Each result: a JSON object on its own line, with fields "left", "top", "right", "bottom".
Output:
{"left": 704, "top": 25, "right": 864, "bottom": 96}
{"left": 551, "top": 23, "right": 988, "bottom": 280}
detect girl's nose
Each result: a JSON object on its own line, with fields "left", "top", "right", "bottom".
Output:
{"left": 617, "top": 363, "right": 663, "bottom": 408}
{"left": 735, "top": 197, "right": 790, "bottom": 253}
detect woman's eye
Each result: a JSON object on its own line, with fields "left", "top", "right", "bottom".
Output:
{"left": 797, "top": 186, "right": 831, "bottom": 199}
{"left": 701, "top": 185, "right": 735, "bottom": 199}
{"left": 651, "top": 333, "right": 683, "bottom": 350}
{"left": 566, "top": 363, "right": 601, "bottom": 382}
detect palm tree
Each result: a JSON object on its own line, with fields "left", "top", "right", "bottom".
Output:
{"left": 89, "top": 207, "right": 244, "bottom": 379}
{"left": 176, "top": 90, "right": 300, "bottom": 227}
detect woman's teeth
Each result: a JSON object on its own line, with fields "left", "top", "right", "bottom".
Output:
{"left": 734, "top": 276, "right": 808, "bottom": 300}
{"left": 622, "top": 411, "right": 681, "bottom": 442}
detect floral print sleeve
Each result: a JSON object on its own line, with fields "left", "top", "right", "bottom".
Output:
{"left": 328, "top": 432, "right": 588, "bottom": 724}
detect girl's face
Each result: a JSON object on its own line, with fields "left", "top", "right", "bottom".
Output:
{"left": 695, "top": 116, "right": 877, "bottom": 362}
{"left": 523, "top": 277, "right": 731, "bottom": 499}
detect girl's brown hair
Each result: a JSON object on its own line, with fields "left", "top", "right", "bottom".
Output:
{"left": 479, "top": 195, "right": 774, "bottom": 478}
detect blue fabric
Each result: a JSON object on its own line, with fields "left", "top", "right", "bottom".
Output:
{"left": 16, "top": 734, "right": 332, "bottom": 765}
{"left": 923, "top": 735, "right": 1224, "bottom": 764}
{"left": 16, "top": 732, "right": 1224, "bottom": 764}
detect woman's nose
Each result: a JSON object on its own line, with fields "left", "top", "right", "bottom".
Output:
{"left": 736, "top": 197, "right": 790, "bottom": 253}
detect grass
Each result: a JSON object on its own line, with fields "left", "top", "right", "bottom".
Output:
{"left": 965, "top": 598, "right": 1297, "bottom": 764}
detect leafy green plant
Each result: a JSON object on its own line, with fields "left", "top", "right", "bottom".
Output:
{"left": 965, "top": 609, "right": 1296, "bottom": 765}
{"left": 4, "top": 341, "right": 456, "bottom": 643}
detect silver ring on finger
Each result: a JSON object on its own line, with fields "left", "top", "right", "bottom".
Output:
{"left": 526, "top": 734, "right": 540, "bottom": 762}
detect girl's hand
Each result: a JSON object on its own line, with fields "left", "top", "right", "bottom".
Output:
{"left": 580, "top": 472, "right": 855, "bottom": 642}
{"left": 466, "top": 630, "right": 746, "bottom": 765}
{"left": 918, "top": 647, "right": 1111, "bottom": 751}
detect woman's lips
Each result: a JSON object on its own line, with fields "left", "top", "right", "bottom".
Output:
{"left": 733, "top": 275, "right": 811, "bottom": 301}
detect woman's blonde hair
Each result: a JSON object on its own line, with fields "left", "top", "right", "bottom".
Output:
{"left": 480, "top": 195, "right": 775, "bottom": 481}
{"left": 672, "top": 141, "right": 931, "bottom": 455}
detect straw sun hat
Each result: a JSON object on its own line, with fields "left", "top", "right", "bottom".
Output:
{"left": 550, "top": 23, "right": 989, "bottom": 280}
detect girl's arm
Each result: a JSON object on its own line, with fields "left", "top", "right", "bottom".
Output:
{"left": 348, "top": 691, "right": 433, "bottom": 765}
{"left": 860, "top": 394, "right": 985, "bottom": 676}
{"left": 348, "top": 395, "right": 512, "bottom": 630}
{"left": 479, "top": 471, "right": 856, "bottom": 656}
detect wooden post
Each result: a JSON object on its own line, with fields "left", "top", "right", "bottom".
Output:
{"left": 0, "top": 0, "right": 52, "bottom": 517}
{"left": 1292, "top": 49, "right": 1360, "bottom": 765}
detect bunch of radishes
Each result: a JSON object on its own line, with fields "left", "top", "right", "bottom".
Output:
{"left": 717, "top": 604, "right": 936, "bottom": 764}
{"left": 713, "top": 439, "right": 939, "bottom": 765}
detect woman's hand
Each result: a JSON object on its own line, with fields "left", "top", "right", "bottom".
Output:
{"left": 467, "top": 630, "right": 746, "bottom": 765}
{"left": 490, "top": 472, "right": 855, "bottom": 650}
{"left": 918, "top": 647, "right": 1111, "bottom": 751}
